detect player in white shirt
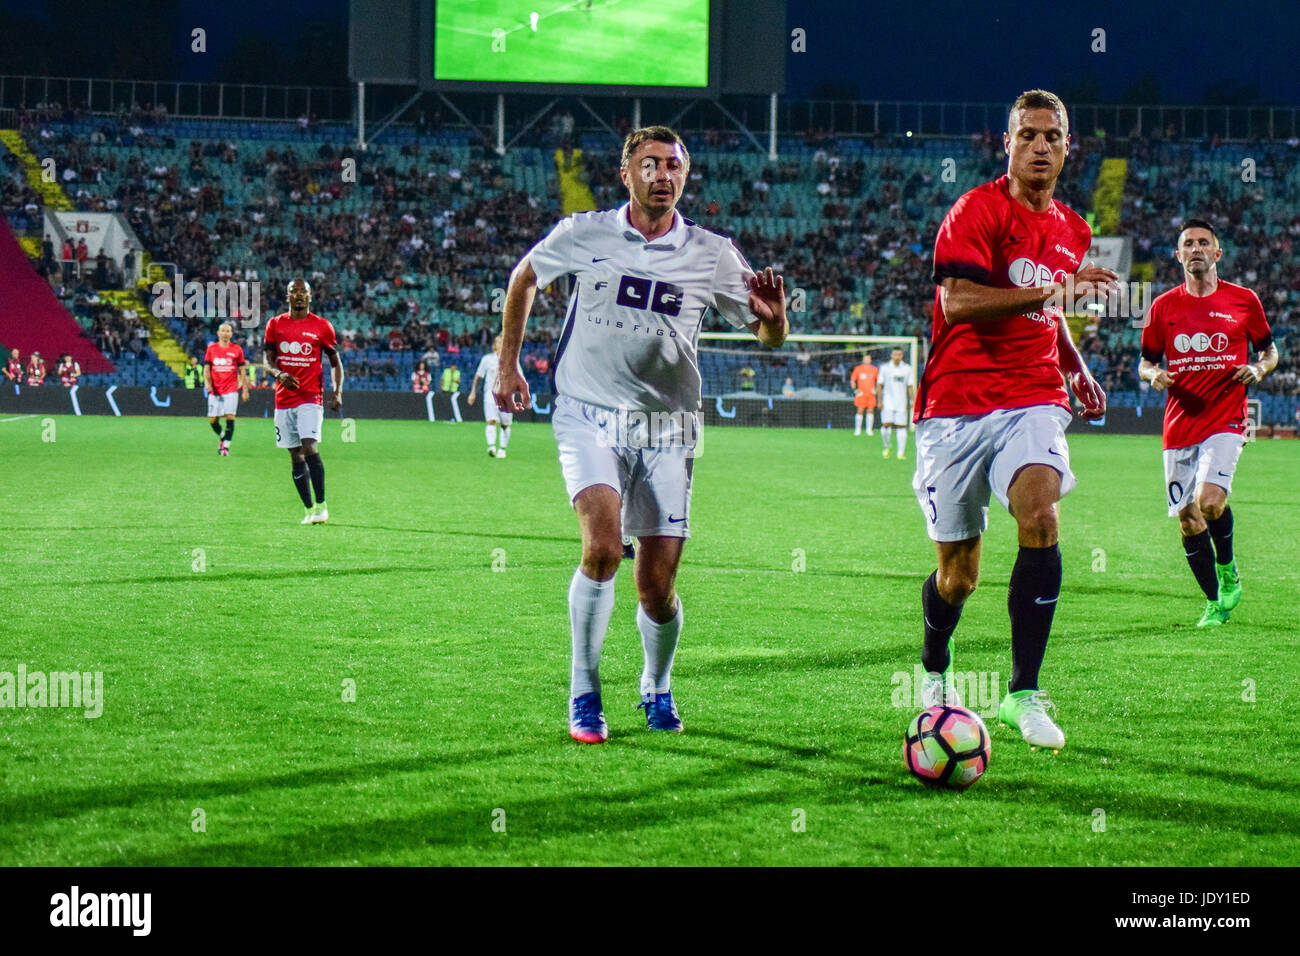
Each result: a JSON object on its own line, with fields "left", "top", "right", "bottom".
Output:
{"left": 878, "top": 348, "right": 916, "bottom": 460}
{"left": 467, "top": 336, "right": 511, "bottom": 458}
{"left": 493, "top": 126, "right": 788, "bottom": 744}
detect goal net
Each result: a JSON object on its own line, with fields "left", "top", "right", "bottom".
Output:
{"left": 697, "top": 333, "right": 921, "bottom": 429}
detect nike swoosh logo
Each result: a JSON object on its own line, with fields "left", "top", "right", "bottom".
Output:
{"left": 592, "top": 256, "right": 611, "bottom": 262}
{"left": 1034, "top": 595, "right": 1059, "bottom": 605}
{"left": 1048, "top": 448, "right": 1062, "bottom": 457}
{"left": 1217, "top": 471, "right": 1230, "bottom": 478}
{"left": 1008, "top": 235, "right": 1025, "bottom": 243}
{"left": 667, "top": 514, "right": 686, "bottom": 524}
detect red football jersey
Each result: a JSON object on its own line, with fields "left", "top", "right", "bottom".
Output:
{"left": 917, "top": 176, "right": 1091, "bottom": 420}
{"left": 1141, "top": 280, "right": 1272, "bottom": 450}
{"left": 203, "top": 342, "right": 246, "bottom": 395}
{"left": 263, "top": 312, "right": 337, "bottom": 409}
{"left": 5, "top": 359, "right": 22, "bottom": 382}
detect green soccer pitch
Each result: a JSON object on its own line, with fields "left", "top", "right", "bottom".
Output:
{"left": 2, "top": 415, "right": 1298, "bottom": 866}
{"left": 435, "top": 0, "right": 709, "bottom": 87}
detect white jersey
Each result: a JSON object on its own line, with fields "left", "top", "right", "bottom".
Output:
{"left": 474, "top": 352, "right": 500, "bottom": 395}
{"left": 526, "top": 203, "right": 755, "bottom": 413}
{"left": 880, "top": 362, "right": 915, "bottom": 409}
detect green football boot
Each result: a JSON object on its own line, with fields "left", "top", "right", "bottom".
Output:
{"left": 1216, "top": 562, "right": 1241, "bottom": 612}
{"left": 998, "top": 689, "right": 1065, "bottom": 750}
{"left": 1196, "top": 599, "right": 1230, "bottom": 628}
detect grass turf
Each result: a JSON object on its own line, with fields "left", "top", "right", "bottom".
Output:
{"left": 435, "top": 0, "right": 709, "bottom": 87}
{"left": 1, "top": 414, "right": 1297, "bottom": 866}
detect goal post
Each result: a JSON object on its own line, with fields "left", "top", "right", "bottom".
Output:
{"left": 697, "top": 332, "right": 921, "bottom": 429}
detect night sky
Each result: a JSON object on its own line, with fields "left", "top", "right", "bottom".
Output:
{"left": 1, "top": 0, "right": 1297, "bottom": 106}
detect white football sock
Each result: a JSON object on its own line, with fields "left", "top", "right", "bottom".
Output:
{"left": 570, "top": 568, "right": 616, "bottom": 697}
{"left": 498, "top": 425, "right": 510, "bottom": 449}
{"left": 882, "top": 425, "right": 892, "bottom": 448}
{"left": 898, "top": 428, "right": 908, "bottom": 455}
{"left": 866, "top": 415, "right": 873, "bottom": 436}
{"left": 638, "top": 597, "right": 682, "bottom": 696}
{"left": 854, "top": 413, "right": 863, "bottom": 435}
{"left": 485, "top": 423, "right": 497, "bottom": 449}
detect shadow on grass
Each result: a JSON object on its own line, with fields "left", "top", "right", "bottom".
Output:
{"left": 349, "top": 524, "right": 575, "bottom": 545}
{"left": 50, "top": 566, "right": 459, "bottom": 586}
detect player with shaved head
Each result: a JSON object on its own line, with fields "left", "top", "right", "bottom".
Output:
{"left": 263, "top": 278, "right": 343, "bottom": 524}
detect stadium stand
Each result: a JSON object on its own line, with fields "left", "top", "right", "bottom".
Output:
{"left": 2, "top": 106, "right": 1295, "bottom": 423}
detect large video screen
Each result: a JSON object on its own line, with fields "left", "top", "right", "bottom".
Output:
{"left": 434, "top": 0, "right": 710, "bottom": 88}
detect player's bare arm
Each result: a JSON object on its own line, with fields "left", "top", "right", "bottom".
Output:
{"left": 495, "top": 256, "right": 537, "bottom": 412}
{"left": 467, "top": 375, "right": 483, "bottom": 405}
{"left": 1055, "top": 311, "right": 1106, "bottom": 419}
{"left": 1232, "top": 342, "right": 1278, "bottom": 385}
{"left": 1139, "top": 357, "right": 1175, "bottom": 391}
{"left": 203, "top": 362, "right": 214, "bottom": 395}
{"left": 745, "top": 267, "right": 788, "bottom": 348}
{"left": 239, "top": 363, "right": 251, "bottom": 399}
{"left": 939, "top": 261, "right": 1119, "bottom": 326}
{"left": 324, "top": 345, "right": 343, "bottom": 410}
{"left": 264, "top": 351, "right": 299, "bottom": 391}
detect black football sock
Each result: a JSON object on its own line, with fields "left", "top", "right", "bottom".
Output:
{"left": 305, "top": 453, "right": 325, "bottom": 505}
{"left": 1206, "top": 506, "right": 1234, "bottom": 566}
{"left": 921, "top": 570, "right": 963, "bottom": 674}
{"left": 1008, "top": 544, "right": 1062, "bottom": 694}
{"left": 1182, "top": 531, "right": 1220, "bottom": 601}
{"left": 209, "top": 420, "right": 222, "bottom": 436}
{"left": 222, "top": 420, "right": 235, "bottom": 442}
{"left": 291, "top": 461, "right": 313, "bottom": 508}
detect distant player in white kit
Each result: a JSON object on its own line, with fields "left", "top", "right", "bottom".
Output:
{"left": 468, "top": 336, "right": 512, "bottom": 458}
{"left": 878, "top": 348, "right": 915, "bottom": 459}
{"left": 494, "top": 126, "right": 789, "bottom": 744}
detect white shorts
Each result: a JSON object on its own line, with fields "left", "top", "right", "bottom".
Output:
{"left": 552, "top": 395, "right": 696, "bottom": 539}
{"left": 207, "top": 391, "right": 238, "bottom": 417}
{"left": 274, "top": 404, "right": 324, "bottom": 448}
{"left": 1163, "top": 432, "right": 1245, "bottom": 516}
{"left": 483, "top": 393, "right": 513, "bottom": 427}
{"left": 913, "top": 404, "right": 1076, "bottom": 542}
{"left": 881, "top": 405, "right": 909, "bottom": 427}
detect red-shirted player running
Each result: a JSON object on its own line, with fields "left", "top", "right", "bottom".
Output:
{"left": 1139, "top": 220, "right": 1277, "bottom": 628}
{"left": 203, "top": 322, "right": 250, "bottom": 456}
{"left": 912, "top": 90, "right": 1117, "bottom": 752}
{"left": 262, "top": 278, "right": 344, "bottom": 524}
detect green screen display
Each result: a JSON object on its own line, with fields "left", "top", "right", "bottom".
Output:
{"left": 435, "top": 0, "right": 710, "bottom": 87}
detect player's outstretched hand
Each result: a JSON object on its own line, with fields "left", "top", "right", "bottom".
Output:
{"left": 1231, "top": 363, "right": 1262, "bottom": 385}
{"left": 1072, "top": 260, "right": 1121, "bottom": 301}
{"left": 1069, "top": 372, "right": 1106, "bottom": 420}
{"left": 277, "top": 372, "right": 300, "bottom": 390}
{"left": 746, "top": 268, "right": 786, "bottom": 323}
{"left": 1148, "top": 369, "right": 1175, "bottom": 391}
{"left": 493, "top": 363, "right": 531, "bottom": 413}
{"left": 467, "top": 392, "right": 477, "bottom": 406}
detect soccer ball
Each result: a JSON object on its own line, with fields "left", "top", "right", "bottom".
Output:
{"left": 903, "top": 705, "right": 991, "bottom": 790}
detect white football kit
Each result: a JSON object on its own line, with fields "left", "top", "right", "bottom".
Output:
{"left": 880, "top": 361, "right": 915, "bottom": 427}
{"left": 528, "top": 203, "right": 755, "bottom": 537}
{"left": 474, "top": 352, "right": 511, "bottom": 425}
